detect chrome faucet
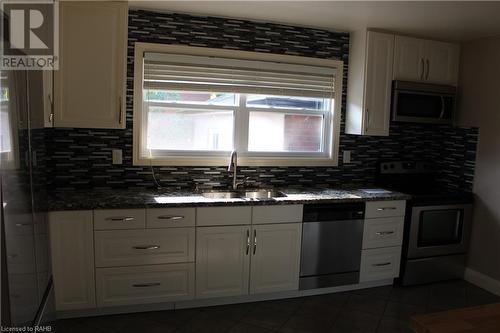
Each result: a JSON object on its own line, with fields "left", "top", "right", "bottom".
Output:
{"left": 228, "top": 150, "right": 245, "bottom": 190}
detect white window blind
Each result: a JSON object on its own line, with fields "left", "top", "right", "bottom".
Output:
{"left": 143, "top": 53, "right": 336, "bottom": 98}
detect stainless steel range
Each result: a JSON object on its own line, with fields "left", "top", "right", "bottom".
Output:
{"left": 377, "top": 161, "right": 473, "bottom": 286}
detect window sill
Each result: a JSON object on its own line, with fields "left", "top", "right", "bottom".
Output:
{"left": 133, "top": 155, "right": 339, "bottom": 167}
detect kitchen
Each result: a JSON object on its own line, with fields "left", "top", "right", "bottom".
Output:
{"left": 1, "top": 1, "right": 500, "bottom": 333}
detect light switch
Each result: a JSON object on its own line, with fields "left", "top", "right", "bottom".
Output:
{"left": 343, "top": 150, "right": 351, "bottom": 164}
{"left": 112, "top": 149, "right": 123, "bottom": 165}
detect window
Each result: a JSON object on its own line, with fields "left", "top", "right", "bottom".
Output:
{"left": 134, "top": 43, "right": 343, "bottom": 166}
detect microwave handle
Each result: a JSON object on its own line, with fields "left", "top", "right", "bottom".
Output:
{"left": 439, "top": 96, "right": 445, "bottom": 119}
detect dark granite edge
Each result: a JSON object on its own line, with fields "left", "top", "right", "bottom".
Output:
{"left": 47, "top": 188, "right": 412, "bottom": 211}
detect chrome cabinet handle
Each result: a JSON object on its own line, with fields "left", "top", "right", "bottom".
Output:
{"left": 376, "top": 231, "right": 395, "bottom": 236}
{"left": 425, "top": 59, "right": 430, "bottom": 80}
{"left": 373, "top": 262, "right": 392, "bottom": 267}
{"left": 118, "top": 95, "right": 123, "bottom": 124}
{"left": 105, "top": 216, "right": 135, "bottom": 222}
{"left": 253, "top": 230, "right": 257, "bottom": 255}
{"left": 377, "top": 207, "right": 397, "bottom": 211}
{"left": 365, "top": 108, "right": 370, "bottom": 133}
{"left": 420, "top": 58, "right": 425, "bottom": 80}
{"left": 132, "top": 245, "right": 160, "bottom": 250}
{"left": 48, "top": 93, "right": 54, "bottom": 124}
{"left": 246, "top": 229, "right": 250, "bottom": 255}
{"left": 132, "top": 282, "right": 161, "bottom": 288}
{"left": 439, "top": 96, "right": 445, "bottom": 119}
{"left": 157, "top": 215, "right": 184, "bottom": 220}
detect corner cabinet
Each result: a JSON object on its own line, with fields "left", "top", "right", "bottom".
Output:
{"left": 346, "top": 30, "right": 395, "bottom": 136}
{"left": 53, "top": 1, "right": 127, "bottom": 129}
{"left": 393, "top": 36, "right": 459, "bottom": 85}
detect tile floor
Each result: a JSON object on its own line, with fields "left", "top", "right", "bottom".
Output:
{"left": 55, "top": 280, "right": 500, "bottom": 333}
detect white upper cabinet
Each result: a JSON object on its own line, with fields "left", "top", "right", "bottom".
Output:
{"left": 54, "top": 1, "right": 127, "bottom": 128}
{"left": 346, "top": 30, "right": 394, "bottom": 136}
{"left": 393, "top": 36, "right": 426, "bottom": 82}
{"left": 425, "top": 40, "right": 460, "bottom": 85}
{"left": 393, "top": 36, "right": 459, "bottom": 85}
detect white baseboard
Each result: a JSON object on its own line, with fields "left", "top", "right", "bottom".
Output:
{"left": 464, "top": 267, "right": 500, "bottom": 296}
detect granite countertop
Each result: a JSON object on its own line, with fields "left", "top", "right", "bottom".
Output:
{"left": 47, "top": 187, "right": 412, "bottom": 211}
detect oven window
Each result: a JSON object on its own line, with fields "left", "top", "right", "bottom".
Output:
{"left": 396, "top": 92, "right": 453, "bottom": 119}
{"left": 418, "top": 209, "right": 463, "bottom": 247}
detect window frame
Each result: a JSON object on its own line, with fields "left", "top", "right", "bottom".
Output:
{"left": 133, "top": 43, "right": 343, "bottom": 166}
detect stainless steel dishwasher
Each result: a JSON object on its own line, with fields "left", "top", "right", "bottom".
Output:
{"left": 299, "top": 203, "right": 365, "bottom": 290}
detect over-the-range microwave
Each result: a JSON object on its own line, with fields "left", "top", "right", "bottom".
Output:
{"left": 392, "top": 80, "right": 456, "bottom": 124}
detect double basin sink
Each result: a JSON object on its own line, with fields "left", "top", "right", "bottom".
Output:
{"left": 202, "top": 190, "right": 286, "bottom": 200}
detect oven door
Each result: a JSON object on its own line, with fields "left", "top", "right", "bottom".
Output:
{"left": 408, "top": 204, "right": 472, "bottom": 259}
{"left": 392, "top": 90, "right": 455, "bottom": 124}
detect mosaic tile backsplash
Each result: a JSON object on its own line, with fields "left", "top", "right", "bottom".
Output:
{"left": 44, "top": 9, "right": 479, "bottom": 192}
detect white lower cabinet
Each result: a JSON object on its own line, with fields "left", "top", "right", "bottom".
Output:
{"left": 196, "top": 223, "right": 302, "bottom": 299}
{"left": 249, "top": 223, "right": 302, "bottom": 294}
{"left": 96, "top": 263, "right": 195, "bottom": 307}
{"left": 196, "top": 226, "right": 251, "bottom": 299}
{"left": 360, "top": 246, "right": 402, "bottom": 282}
{"left": 48, "top": 211, "right": 96, "bottom": 311}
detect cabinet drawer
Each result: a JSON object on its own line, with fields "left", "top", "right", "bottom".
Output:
{"left": 197, "top": 206, "right": 251, "bottom": 226}
{"left": 365, "top": 200, "right": 406, "bottom": 218}
{"left": 146, "top": 208, "right": 195, "bottom": 228}
{"left": 362, "top": 217, "right": 404, "bottom": 249}
{"left": 252, "top": 205, "right": 303, "bottom": 224}
{"left": 96, "top": 263, "right": 194, "bottom": 307}
{"left": 94, "top": 228, "right": 195, "bottom": 267}
{"left": 94, "top": 209, "right": 145, "bottom": 230}
{"left": 360, "top": 246, "right": 402, "bottom": 282}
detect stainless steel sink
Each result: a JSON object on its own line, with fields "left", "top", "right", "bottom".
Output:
{"left": 201, "top": 190, "right": 286, "bottom": 200}
{"left": 241, "top": 190, "right": 286, "bottom": 200}
{"left": 201, "top": 191, "right": 242, "bottom": 199}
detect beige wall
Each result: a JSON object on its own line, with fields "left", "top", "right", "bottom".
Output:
{"left": 458, "top": 36, "right": 500, "bottom": 280}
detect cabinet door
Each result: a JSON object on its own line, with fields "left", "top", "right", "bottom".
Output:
{"left": 425, "top": 40, "right": 460, "bottom": 85}
{"left": 54, "top": 1, "right": 127, "bottom": 128}
{"left": 196, "top": 226, "right": 250, "bottom": 298}
{"left": 364, "top": 32, "right": 394, "bottom": 136}
{"left": 393, "top": 36, "right": 426, "bottom": 81}
{"left": 249, "top": 223, "right": 302, "bottom": 294}
{"left": 48, "top": 211, "right": 95, "bottom": 311}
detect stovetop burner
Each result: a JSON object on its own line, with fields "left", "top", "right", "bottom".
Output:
{"left": 375, "top": 161, "right": 473, "bottom": 205}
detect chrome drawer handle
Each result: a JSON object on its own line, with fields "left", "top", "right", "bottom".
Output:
{"left": 105, "top": 216, "right": 135, "bottom": 222}
{"left": 132, "top": 282, "right": 161, "bottom": 288}
{"left": 132, "top": 245, "right": 160, "bottom": 250}
{"left": 377, "top": 207, "right": 397, "bottom": 211}
{"left": 15, "top": 223, "right": 32, "bottom": 227}
{"left": 376, "top": 231, "right": 395, "bottom": 236}
{"left": 157, "top": 215, "right": 184, "bottom": 220}
{"left": 373, "top": 262, "right": 392, "bottom": 267}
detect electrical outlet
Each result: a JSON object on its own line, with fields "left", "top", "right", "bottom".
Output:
{"left": 112, "top": 149, "right": 123, "bottom": 165}
{"left": 343, "top": 150, "right": 351, "bottom": 164}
